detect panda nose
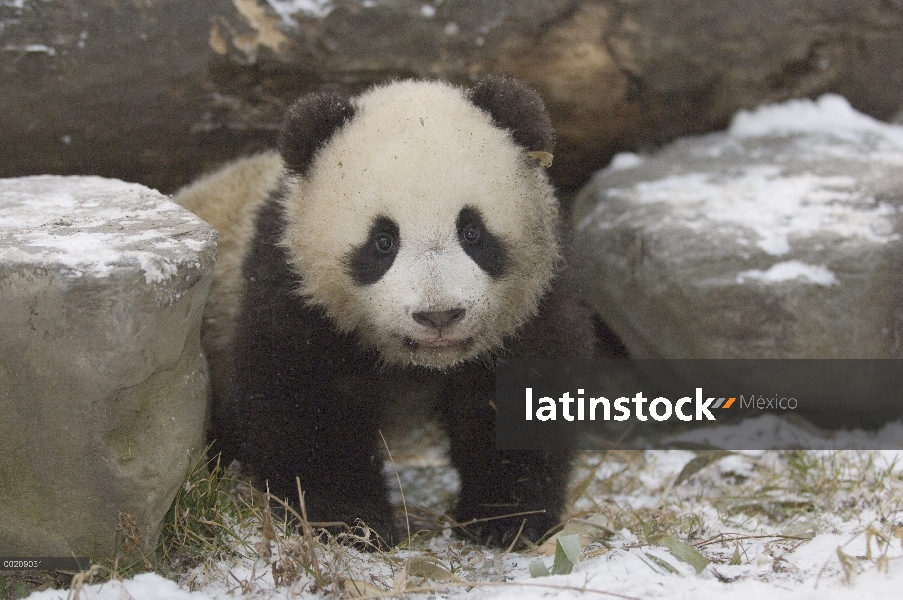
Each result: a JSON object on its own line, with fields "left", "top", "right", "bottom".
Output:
{"left": 412, "top": 308, "right": 466, "bottom": 330}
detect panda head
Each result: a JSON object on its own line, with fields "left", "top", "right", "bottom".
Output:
{"left": 279, "top": 77, "right": 560, "bottom": 368}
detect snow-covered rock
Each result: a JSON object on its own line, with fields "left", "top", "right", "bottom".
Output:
{"left": 0, "top": 176, "right": 216, "bottom": 557}
{"left": 572, "top": 95, "right": 903, "bottom": 359}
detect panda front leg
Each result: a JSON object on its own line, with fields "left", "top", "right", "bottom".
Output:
{"left": 439, "top": 363, "right": 571, "bottom": 547}
{"left": 235, "top": 370, "right": 398, "bottom": 548}
{"left": 229, "top": 197, "right": 399, "bottom": 548}
{"left": 296, "top": 399, "right": 399, "bottom": 548}
{"left": 230, "top": 283, "right": 398, "bottom": 546}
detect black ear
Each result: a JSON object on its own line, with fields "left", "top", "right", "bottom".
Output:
{"left": 469, "top": 75, "right": 555, "bottom": 153}
{"left": 279, "top": 92, "right": 355, "bottom": 176}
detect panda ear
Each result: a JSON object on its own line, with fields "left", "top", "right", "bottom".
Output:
{"left": 279, "top": 92, "right": 355, "bottom": 176}
{"left": 469, "top": 75, "right": 555, "bottom": 155}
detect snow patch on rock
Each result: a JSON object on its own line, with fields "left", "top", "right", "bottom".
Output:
{"left": 729, "top": 94, "right": 903, "bottom": 149}
{"left": 613, "top": 167, "right": 898, "bottom": 255}
{"left": 0, "top": 175, "right": 212, "bottom": 284}
{"left": 736, "top": 261, "right": 838, "bottom": 286}
{"left": 264, "top": 0, "right": 333, "bottom": 20}
{"left": 606, "top": 151, "right": 645, "bottom": 171}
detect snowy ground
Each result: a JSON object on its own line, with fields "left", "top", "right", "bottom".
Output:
{"left": 24, "top": 445, "right": 903, "bottom": 600}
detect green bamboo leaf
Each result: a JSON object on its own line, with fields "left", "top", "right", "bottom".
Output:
{"left": 657, "top": 535, "right": 710, "bottom": 573}
{"left": 551, "top": 533, "right": 581, "bottom": 575}
{"left": 673, "top": 451, "right": 733, "bottom": 486}
{"left": 730, "top": 545, "right": 742, "bottom": 565}
{"left": 644, "top": 552, "right": 682, "bottom": 575}
{"left": 405, "top": 556, "right": 461, "bottom": 582}
{"left": 529, "top": 558, "right": 551, "bottom": 578}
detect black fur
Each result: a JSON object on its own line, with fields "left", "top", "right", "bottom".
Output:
{"left": 279, "top": 92, "right": 355, "bottom": 176}
{"left": 456, "top": 206, "right": 508, "bottom": 279}
{"left": 470, "top": 75, "right": 555, "bottom": 153}
{"left": 344, "top": 216, "right": 400, "bottom": 285}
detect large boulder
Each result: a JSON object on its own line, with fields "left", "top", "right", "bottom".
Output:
{"left": 3, "top": 1, "right": 903, "bottom": 193}
{"left": 0, "top": 176, "right": 216, "bottom": 558}
{"left": 572, "top": 95, "right": 903, "bottom": 359}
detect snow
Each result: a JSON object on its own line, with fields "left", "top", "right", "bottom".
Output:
{"left": 3, "top": 43, "right": 57, "bottom": 55}
{"left": 736, "top": 261, "right": 838, "bottom": 286}
{"left": 607, "top": 152, "right": 644, "bottom": 171}
{"left": 2, "top": 45, "right": 51, "bottom": 55}
{"left": 610, "top": 167, "right": 899, "bottom": 256}
{"left": 728, "top": 94, "right": 903, "bottom": 149}
{"left": 27, "top": 573, "right": 207, "bottom": 600}
{"left": 0, "top": 175, "right": 211, "bottom": 284}
{"left": 264, "top": 0, "right": 333, "bottom": 20}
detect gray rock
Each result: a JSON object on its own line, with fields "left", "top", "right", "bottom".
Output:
{"left": 4, "top": 1, "right": 903, "bottom": 193}
{"left": 572, "top": 95, "right": 903, "bottom": 360}
{"left": 0, "top": 176, "right": 216, "bottom": 558}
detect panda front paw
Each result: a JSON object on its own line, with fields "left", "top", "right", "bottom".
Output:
{"left": 310, "top": 505, "right": 399, "bottom": 551}
{"left": 339, "top": 516, "right": 400, "bottom": 551}
{"left": 453, "top": 504, "right": 560, "bottom": 548}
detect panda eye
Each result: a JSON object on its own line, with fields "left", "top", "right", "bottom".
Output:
{"left": 374, "top": 232, "right": 396, "bottom": 254}
{"left": 461, "top": 223, "right": 481, "bottom": 245}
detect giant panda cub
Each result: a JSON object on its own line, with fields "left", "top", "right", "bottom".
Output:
{"left": 175, "top": 76, "right": 595, "bottom": 547}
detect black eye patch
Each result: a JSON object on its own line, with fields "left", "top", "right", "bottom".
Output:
{"left": 345, "top": 216, "right": 400, "bottom": 285}
{"left": 456, "top": 206, "right": 508, "bottom": 279}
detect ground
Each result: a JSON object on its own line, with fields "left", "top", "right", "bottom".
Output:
{"left": 17, "top": 420, "right": 903, "bottom": 599}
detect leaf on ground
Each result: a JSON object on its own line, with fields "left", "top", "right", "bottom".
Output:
{"left": 655, "top": 535, "right": 711, "bottom": 573}
{"left": 344, "top": 578, "right": 386, "bottom": 598}
{"left": 536, "top": 516, "right": 612, "bottom": 555}
{"left": 405, "top": 556, "right": 464, "bottom": 583}
{"left": 551, "top": 533, "right": 581, "bottom": 575}
{"left": 718, "top": 497, "right": 814, "bottom": 519}
{"left": 674, "top": 451, "right": 733, "bottom": 486}
{"left": 644, "top": 552, "right": 682, "bottom": 575}
{"left": 529, "top": 558, "right": 551, "bottom": 577}
{"left": 781, "top": 521, "right": 817, "bottom": 539}
{"left": 531, "top": 534, "right": 582, "bottom": 577}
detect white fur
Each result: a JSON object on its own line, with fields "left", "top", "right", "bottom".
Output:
{"left": 281, "top": 80, "right": 560, "bottom": 367}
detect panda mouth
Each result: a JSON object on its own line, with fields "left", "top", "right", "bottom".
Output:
{"left": 404, "top": 336, "right": 473, "bottom": 350}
